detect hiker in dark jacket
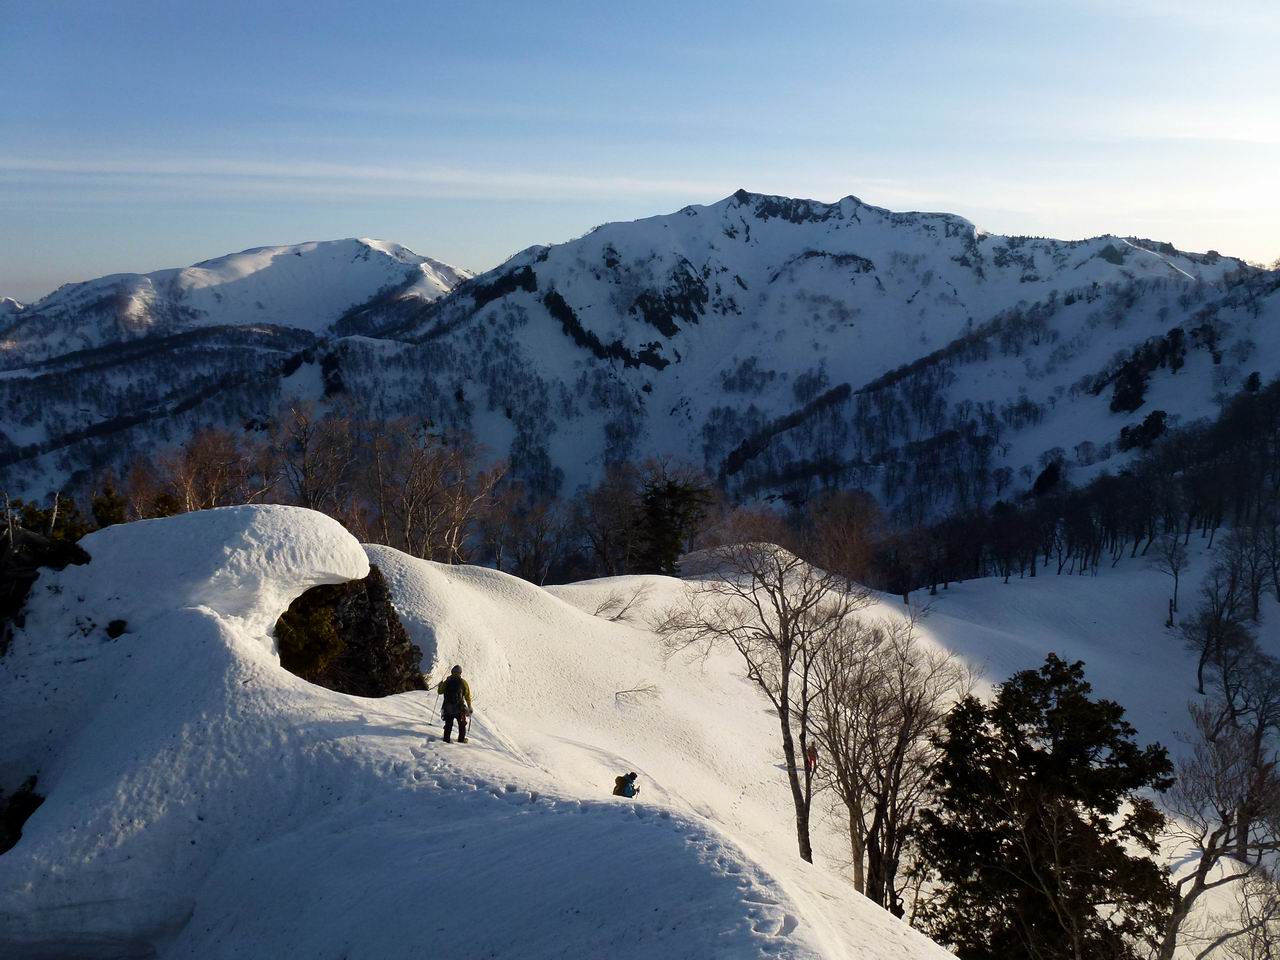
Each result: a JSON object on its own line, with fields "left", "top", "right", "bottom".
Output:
{"left": 612, "top": 772, "right": 640, "bottom": 798}
{"left": 436, "top": 665, "right": 473, "bottom": 743}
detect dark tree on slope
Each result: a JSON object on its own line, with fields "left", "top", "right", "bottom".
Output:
{"left": 90, "top": 480, "right": 127, "bottom": 529}
{"left": 915, "top": 655, "right": 1173, "bottom": 960}
{"left": 573, "top": 463, "right": 643, "bottom": 576}
{"left": 634, "top": 463, "right": 713, "bottom": 575}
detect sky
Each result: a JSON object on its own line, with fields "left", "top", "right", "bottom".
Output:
{"left": 1, "top": 0, "right": 1277, "bottom": 302}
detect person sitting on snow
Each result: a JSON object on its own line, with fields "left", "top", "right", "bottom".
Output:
{"left": 436, "top": 665, "right": 473, "bottom": 743}
{"left": 612, "top": 772, "right": 640, "bottom": 798}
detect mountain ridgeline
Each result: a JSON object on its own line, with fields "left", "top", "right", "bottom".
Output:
{"left": 3, "top": 191, "right": 1276, "bottom": 520}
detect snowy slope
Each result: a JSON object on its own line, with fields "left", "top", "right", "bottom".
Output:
{"left": 323, "top": 191, "right": 1270, "bottom": 501}
{"left": 0, "top": 238, "right": 469, "bottom": 366}
{"left": 1, "top": 191, "right": 1274, "bottom": 510}
{"left": 0, "top": 506, "right": 952, "bottom": 960}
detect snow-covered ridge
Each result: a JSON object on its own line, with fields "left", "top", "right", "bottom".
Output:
{"left": 0, "top": 238, "right": 470, "bottom": 365}
{"left": 0, "top": 505, "right": 953, "bottom": 959}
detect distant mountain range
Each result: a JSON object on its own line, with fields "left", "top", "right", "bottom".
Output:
{"left": 4, "top": 190, "right": 1277, "bottom": 518}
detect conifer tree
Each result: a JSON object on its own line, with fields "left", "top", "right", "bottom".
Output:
{"left": 634, "top": 465, "right": 711, "bottom": 575}
{"left": 90, "top": 482, "right": 128, "bottom": 528}
{"left": 915, "top": 655, "right": 1173, "bottom": 960}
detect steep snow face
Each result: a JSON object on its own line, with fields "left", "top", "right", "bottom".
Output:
{"left": 0, "top": 239, "right": 469, "bottom": 365}
{"left": 0, "top": 507, "right": 953, "bottom": 960}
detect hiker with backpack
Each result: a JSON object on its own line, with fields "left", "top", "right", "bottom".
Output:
{"left": 436, "top": 665, "right": 473, "bottom": 743}
{"left": 612, "top": 772, "right": 640, "bottom": 798}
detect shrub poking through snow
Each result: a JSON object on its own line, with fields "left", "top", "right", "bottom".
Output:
{"left": 1, "top": 523, "right": 90, "bottom": 657}
{"left": 0, "top": 776, "right": 44, "bottom": 855}
{"left": 274, "top": 564, "right": 426, "bottom": 697}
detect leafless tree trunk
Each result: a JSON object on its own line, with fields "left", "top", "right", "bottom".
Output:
{"left": 272, "top": 403, "right": 357, "bottom": 514}
{"left": 811, "top": 613, "right": 972, "bottom": 910}
{"left": 1158, "top": 681, "right": 1280, "bottom": 960}
{"left": 659, "top": 529, "right": 871, "bottom": 863}
{"left": 1153, "top": 532, "right": 1188, "bottom": 621}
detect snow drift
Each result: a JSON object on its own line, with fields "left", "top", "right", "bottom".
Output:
{"left": 0, "top": 506, "right": 953, "bottom": 960}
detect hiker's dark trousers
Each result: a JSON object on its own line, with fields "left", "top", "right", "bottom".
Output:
{"left": 444, "top": 714, "right": 467, "bottom": 741}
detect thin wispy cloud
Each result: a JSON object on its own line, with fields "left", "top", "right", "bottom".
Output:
{"left": 0, "top": 155, "right": 731, "bottom": 202}
{"left": 2, "top": 0, "right": 1275, "bottom": 297}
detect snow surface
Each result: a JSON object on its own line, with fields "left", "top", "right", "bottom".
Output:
{"left": 0, "top": 506, "right": 951, "bottom": 960}
{"left": 1, "top": 507, "right": 1267, "bottom": 958}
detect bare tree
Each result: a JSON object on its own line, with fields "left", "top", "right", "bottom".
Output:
{"left": 811, "top": 613, "right": 972, "bottom": 912}
{"left": 1224, "top": 526, "right": 1270, "bottom": 622}
{"left": 805, "top": 488, "right": 881, "bottom": 586}
{"left": 359, "top": 421, "right": 498, "bottom": 563}
{"left": 1153, "top": 532, "right": 1189, "bottom": 625}
{"left": 592, "top": 584, "right": 653, "bottom": 623}
{"left": 271, "top": 403, "right": 357, "bottom": 514}
{"left": 574, "top": 464, "right": 642, "bottom": 576}
{"left": 159, "top": 428, "right": 278, "bottom": 514}
{"left": 1158, "top": 680, "right": 1280, "bottom": 960}
{"left": 1183, "top": 559, "right": 1252, "bottom": 695}
{"left": 660, "top": 528, "right": 871, "bottom": 863}
{"left": 505, "top": 496, "right": 569, "bottom": 585}
{"left": 1223, "top": 872, "right": 1280, "bottom": 960}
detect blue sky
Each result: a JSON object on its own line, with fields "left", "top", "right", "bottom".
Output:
{"left": 1, "top": 0, "right": 1276, "bottom": 300}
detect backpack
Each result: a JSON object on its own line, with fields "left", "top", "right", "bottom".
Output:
{"left": 442, "top": 675, "right": 466, "bottom": 717}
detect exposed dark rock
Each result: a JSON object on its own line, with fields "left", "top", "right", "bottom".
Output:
{"left": 0, "top": 776, "right": 45, "bottom": 854}
{"left": 629, "top": 259, "right": 709, "bottom": 336}
{"left": 275, "top": 564, "right": 426, "bottom": 698}
{"left": 544, "top": 290, "right": 668, "bottom": 370}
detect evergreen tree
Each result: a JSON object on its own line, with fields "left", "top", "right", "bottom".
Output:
{"left": 12, "top": 494, "right": 91, "bottom": 542}
{"left": 915, "top": 655, "right": 1173, "bottom": 960}
{"left": 633, "top": 467, "right": 711, "bottom": 575}
{"left": 90, "top": 482, "right": 128, "bottom": 528}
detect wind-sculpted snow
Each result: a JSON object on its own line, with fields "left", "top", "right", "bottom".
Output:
{"left": 0, "top": 507, "right": 954, "bottom": 959}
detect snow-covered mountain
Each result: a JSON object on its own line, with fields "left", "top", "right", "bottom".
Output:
{"left": 0, "top": 238, "right": 469, "bottom": 367}
{"left": 3, "top": 192, "right": 1276, "bottom": 513}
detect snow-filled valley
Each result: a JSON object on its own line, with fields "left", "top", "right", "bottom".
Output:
{"left": 1, "top": 505, "right": 1266, "bottom": 959}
